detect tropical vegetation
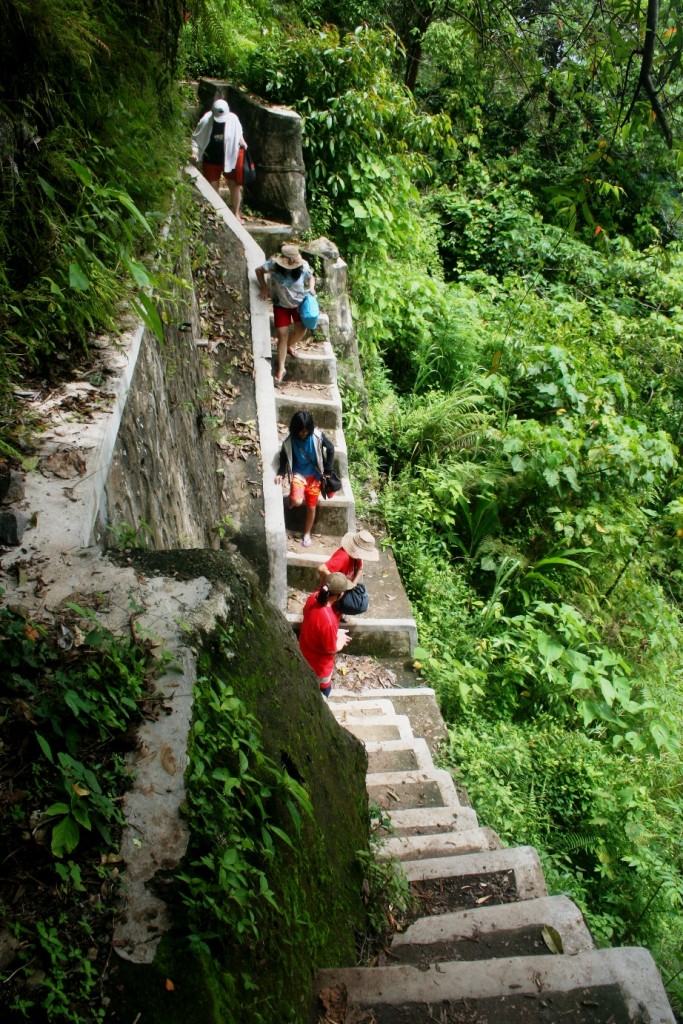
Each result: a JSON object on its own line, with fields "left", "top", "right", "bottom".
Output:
{"left": 2, "top": 0, "right": 683, "bottom": 1018}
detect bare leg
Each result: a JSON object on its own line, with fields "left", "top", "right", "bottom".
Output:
{"left": 227, "top": 180, "right": 243, "bottom": 220}
{"left": 288, "top": 321, "right": 306, "bottom": 356}
{"left": 275, "top": 326, "right": 290, "bottom": 382}
{"left": 303, "top": 503, "right": 316, "bottom": 542}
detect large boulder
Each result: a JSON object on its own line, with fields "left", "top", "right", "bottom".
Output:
{"left": 197, "top": 79, "right": 310, "bottom": 230}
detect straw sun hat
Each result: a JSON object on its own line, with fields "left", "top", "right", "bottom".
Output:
{"left": 272, "top": 244, "right": 304, "bottom": 269}
{"left": 340, "top": 530, "right": 379, "bottom": 561}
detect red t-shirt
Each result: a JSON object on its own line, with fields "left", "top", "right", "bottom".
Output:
{"left": 299, "top": 593, "right": 339, "bottom": 680}
{"left": 324, "top": 548, "right": 362, "bottom": 581}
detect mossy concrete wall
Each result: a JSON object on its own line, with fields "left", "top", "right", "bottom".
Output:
{"left": 100, "top": 201, "right": 370, "bottom": 1022}
{"left": 101, "top": 235, "right": 222, "bottom": 550}
{"left": 106, "top": 549, "right": 369, "bottom": 1024}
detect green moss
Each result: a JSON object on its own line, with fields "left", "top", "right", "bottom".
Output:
{"left": 109, "top": 549, "right": 369, "bottom": 1024}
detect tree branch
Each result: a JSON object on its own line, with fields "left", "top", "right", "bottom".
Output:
{"left": 636, "top": 0, "right": 673, "bottom": 147}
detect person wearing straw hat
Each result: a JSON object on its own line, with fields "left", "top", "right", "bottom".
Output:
{"left": 299, "top": 572, "right": 353, "bottom": 698}
{"left": 317, "top": 530, "right": 379, "bottom": 619}
{"left": 256, "top": 243, "right": 316, "bottom": 385}
{"left": 191, "top": 99, "right": 247, "bottom": 220}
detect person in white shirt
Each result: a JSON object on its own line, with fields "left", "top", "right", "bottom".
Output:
{"left": 191, "top": 99, "right": 247, "bottom": 221}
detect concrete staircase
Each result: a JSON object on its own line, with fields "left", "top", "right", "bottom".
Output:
{"left": 258, "top": 271, "right": 418, "bottom": 658}
{"left": 315, "top": 688, "right": 676, "bottom": 1024}
{"left": 239, "top": 212, "right": 675, "bottom": 1022}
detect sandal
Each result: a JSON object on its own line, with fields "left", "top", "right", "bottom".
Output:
{"left": 301, "top": 534, "right": 312, "bottom": 548}
{"left": 287, "top": 346, "right": 299, "bottom": 358}
{"left": 274, "top": 370, "right": 287, "bottom": 385}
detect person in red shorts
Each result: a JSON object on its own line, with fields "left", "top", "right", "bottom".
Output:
{"left": 191, "top": 99, "right": 247, "bottom": 221}
{"left": 299, "top": 572, "right": 353, "bottom": 697}
{"left": 275, "top": 410, "right": 335, "bottom": 547}
{"left": 317, "top": 529, "right": 379, "bottom": 620}
{"left": 256, "top": 244, "right": 316, "bottom": 384}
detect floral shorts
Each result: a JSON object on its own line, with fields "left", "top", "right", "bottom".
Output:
{"left": 290, "top": 473, "right": 321, "bottom": 508}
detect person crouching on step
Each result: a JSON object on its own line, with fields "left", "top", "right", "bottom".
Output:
{"left": 299, "top": 572, "right": 353, "bottom": 698}
{"left": 275, "top": 410, "right": 335, "bottom": 547}
{"left": 317, "top": 529, "right": 379, "bottom": 621}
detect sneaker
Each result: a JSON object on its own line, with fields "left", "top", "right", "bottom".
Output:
{"left": 301, "top": 534, "right": 312, "bottom": 547}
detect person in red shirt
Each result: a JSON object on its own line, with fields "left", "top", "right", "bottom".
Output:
{"left": 317, "top": 530, "right": 379, "bottom": 620}
{"left": 299, "top": 572, "right": 353, "bottom": 698}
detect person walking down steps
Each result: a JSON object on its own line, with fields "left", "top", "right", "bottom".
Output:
{"left": 299, "top": 573, "right": 353, "bottom": 698}
{"left": 191, "top": 99, "right": 247, "bottom": 221}
{"left": 256, "top": 243, "right": 316, "bottom": 385}
{"left": 317, "top": 530, "right": 379, "bottom": 620}
{"left": 275, "top": 410, "right": 334, "bottom": 547}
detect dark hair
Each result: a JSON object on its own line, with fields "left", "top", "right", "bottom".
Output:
{"left": 289, "top": 410, "right": 314, "bottom": 436}
{"left": 316, "top": 585, "right": 332, "bottom": 607}
{"left": 285, "top": 266, "right": 304, "bottom": 281}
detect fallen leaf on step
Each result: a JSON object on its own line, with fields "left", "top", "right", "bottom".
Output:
{"left": 541, "top": 925, "right": 563, "bottom": 954}
{"left": 386, "top": 788, "right": 400, "bottom": 801}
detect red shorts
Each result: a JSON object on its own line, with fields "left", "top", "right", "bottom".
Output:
{"left": 290, "top": 473, "right": 321, "bottom": 508}
{"left": 202, "top": 163, "right": 237, "bottom": 184}
{"left": 274, "top": 305, "right": 301, "bottom": 329}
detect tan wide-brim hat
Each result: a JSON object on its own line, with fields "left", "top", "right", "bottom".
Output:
{"left": 341, "top": 530, "right": 379, "bottom": 561}
{"left": 272, "top": 243, "right": 304, "bottom": 269}
{"left": 326, "top": 572, "right": 353, "bottom": 595}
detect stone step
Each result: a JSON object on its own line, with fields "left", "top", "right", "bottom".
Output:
{"left": 281, "top": 344, "right": 335, "bottom": 383}
{"left": 287, "top": 607, "right": 417, "bottom": 658}
{"left": 378, "top": 827, "right": 502, "bottom": 862}
{"left": 381, "top": 805, "right": 480, "bottom": 836}
{"left": 283, "top": 486, "right": 355, "bottom": 537}
{"left": 242, "top": 219, "right": 293, "bottom": 253}
{"left": 364, "top": 739, "right": 435, "bottom": 774}
{"left": 326, "top": 712, "right": 415, "bottom": 744}
{"left": 402, "top": 847, "right": 548, "bottom": 908}
{"left": 331, "top": 687, "right": 447, "bottom": 753}
{"left": 389, "top": 894, "right": 595, "bottom": 965}
{"left": 315, "top": 947, "right": 675, "bottom": 1022}
{"left": 331, "top": 698, "right": 397, "bottom": 720}
{"left": 366, "top": 769, "right": 461, "bottom": 814}
{"left": 285, "top": 536, "right": 413, "bottom": 606}
{"left": 275, "top": 383, "right": 341, "bottom": 429}
{"left": 268, "top": 308, "right": 329, "bottom": 339}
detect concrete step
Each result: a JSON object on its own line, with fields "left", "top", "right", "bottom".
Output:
{"left": 315, "top": 946, "right": 675, "bottom": 1022}
{"left": 275, "top": 383, "right": 341, "bottom": 429}
{"left": 378, "top": 827, "right": 502, "bottom": 862}
{"left": 285, "top": 534, "right": 413, "bottom": 607}
{"left": 283, "top": 486, "right": 355, "bottom": 536}
{"left": 271, "top": 341, "right": 334, "bottom": 385}
{"left": 325, "top": 712, "right": 415, "bottom": 744}
{"left": 268, "top": 308, "right": 329, "bottom": 339}
{"left": 364, "top": 739, "right": 435, "bottom": 775}
{"left": 381, "top": 805, "right": 480, "bottom": 836}
{"left": 389, "top": 894, "right": 594, "bottom": 965}
{"left": 242, "top": 219, "right": 293, "bottom": 252}
{"left": 331, "top": 687, "right": 447, "bottom": 753}
{"left": 331, "top": 698, "right": 397, "bottom": 720}
{"left": 402, "top": 847, "right": 548, "bottom": 908}
{"left": 366, "top": 769, "right": 461, "bottom": 814}
{"left": 287, "top": 607, "right": 417, "bottom": 658}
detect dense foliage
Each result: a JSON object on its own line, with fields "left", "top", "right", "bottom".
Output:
{"left": 0, "top": 603, "right": 155, "bottom": 1022}
{"left": 0, "top": 0, "right": 186, "bottom": 454}
{"left": 3, "top": 0, "right": 683, "bottom": 1017}
{"left": 178, "top": 0, "right": 683, "bottom": 1008}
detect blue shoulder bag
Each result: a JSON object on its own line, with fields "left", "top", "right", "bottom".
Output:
{"left": 299, "top": 291, "right": 320, "bottom": 330}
